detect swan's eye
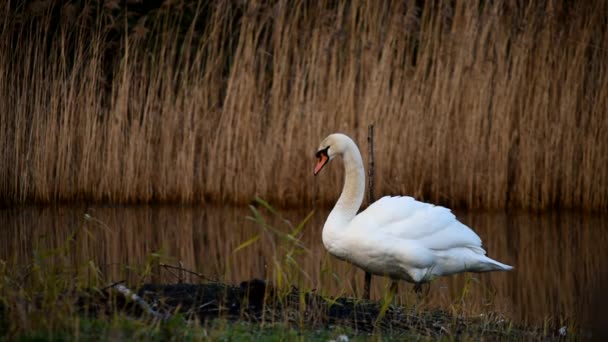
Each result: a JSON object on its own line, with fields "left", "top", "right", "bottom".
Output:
{"left": 315, "top": 146, "right": 329, "bottom": 158}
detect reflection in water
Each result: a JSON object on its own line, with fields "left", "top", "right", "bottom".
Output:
{"left": 1, "top": 205, "right": 607, "bottom": 327}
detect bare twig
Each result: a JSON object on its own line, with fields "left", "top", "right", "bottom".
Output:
{"left": 367, "top": 124, "right": 375, "bottom": 205}
{"left": 162, "top": 266, "right": 181, "bottom": 282}
{"left": 101, "top": 279, "right": 126, "bottom": 292}
{"left": 179, "top": 261, "right": 184, "bottom": 283}
{"left": 364, "top": 124, "right": 375, "bottom": 300}
{"left": 159, "top": 263, "right": 212, "bottom": 282}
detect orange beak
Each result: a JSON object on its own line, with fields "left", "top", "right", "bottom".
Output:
{"left": 314, "top": 153, "right": 329, "bottom": 175}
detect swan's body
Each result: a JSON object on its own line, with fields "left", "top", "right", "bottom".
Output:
{"left": 314, "top": 133, "right": 512, "bottom": 287}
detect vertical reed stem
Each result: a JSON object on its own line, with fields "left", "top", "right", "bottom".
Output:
{"left": 364, "top": 123, "right": 374, "bottom": 300}
{"left": 367, "top": 124, "right": 375, "bottom": 205}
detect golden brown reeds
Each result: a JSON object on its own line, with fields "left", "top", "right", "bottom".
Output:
{"left": 0, "top": 0, "right": 607, "bottom": 210}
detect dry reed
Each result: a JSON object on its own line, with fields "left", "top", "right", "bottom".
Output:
{"left": 1, "top": 0, "right": 607, "bottom": 210}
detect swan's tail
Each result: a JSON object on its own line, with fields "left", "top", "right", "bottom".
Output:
{"left": 480, "top": 256, "right": 513, "bottom": 272}
{"left": 466, "top": 245, "right": 513, "bottom": 272}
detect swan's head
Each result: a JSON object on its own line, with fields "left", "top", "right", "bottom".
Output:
{"left": 314, "top": 133, "right": 353, "bottom": 175}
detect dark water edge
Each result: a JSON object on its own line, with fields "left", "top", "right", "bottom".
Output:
{"left": 65, "top": 279, "right": 576, "bottom": 340}
{"left": 1, "top": 204, "right": 607, "bottom": 332}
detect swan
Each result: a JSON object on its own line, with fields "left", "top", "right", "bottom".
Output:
{"left": 314, "top": 133, "right": 513, "bottom": 298}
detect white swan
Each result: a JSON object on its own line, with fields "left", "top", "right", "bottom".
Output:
{"left": 314, "top": 133, "right": 512, "bottom": 296}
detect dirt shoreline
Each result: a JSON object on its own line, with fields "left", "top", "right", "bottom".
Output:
{"left": 76, "top": 279, "right": 560, "bottom": 339}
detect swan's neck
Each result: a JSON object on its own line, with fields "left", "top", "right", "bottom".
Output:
{"left": 325, "top": 143, "right": 366, "bottom": 231}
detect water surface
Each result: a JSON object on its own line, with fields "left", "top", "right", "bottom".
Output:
{"left": 1, "top": 204, "right": 606, "bottom": 327}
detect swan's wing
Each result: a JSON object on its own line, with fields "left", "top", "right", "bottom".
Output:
{"left": 355, "top": 196, "right": 429, "bottom": 227}
{"left": 352, "top": 196, "right": 485, "bottom": 253}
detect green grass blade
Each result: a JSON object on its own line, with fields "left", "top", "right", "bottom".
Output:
{"left": 254, "top": 197, "right": 279, "bottom": 217}
{"left": 233, "top": 234, "right": 261, "bottom": 253}
{"left": 289, "top": 210, "right": 315, "bottom": 238}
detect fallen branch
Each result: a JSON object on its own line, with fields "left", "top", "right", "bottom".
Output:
{"left": 111, "top": 283, "right": 170, "bottom": 321}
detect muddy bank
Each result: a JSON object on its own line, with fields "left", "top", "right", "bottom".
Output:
{"left": 79, "top": 279, "right": 556, "bottom": 339}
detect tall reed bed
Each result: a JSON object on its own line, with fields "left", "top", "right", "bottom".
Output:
{"left": 1, "top": 0, "right": 607, "bottom": 210}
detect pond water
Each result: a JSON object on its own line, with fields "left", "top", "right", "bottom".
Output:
{"left": 1, "top": 204, "right": 607, "bottom": 327}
